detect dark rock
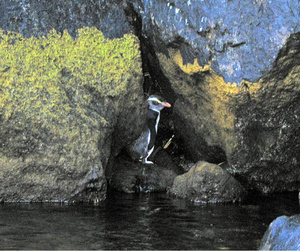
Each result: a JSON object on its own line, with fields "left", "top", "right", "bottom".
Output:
{"left": 174, "top": 98, "right": 227, "bottom": 163}
{"left": 229, "top": 33, "right": 300, "bottom": 193}
{"left": 152, "top": 149, "right": 184, "bottom": 175}
{"left": 129, "top": 0, "right": 300, "bottom": 83}
{"left": 0, "top": 0, "right": 131, "bottom": 39}
{"left": 125, "top": 0, "right": 300, "bottom": 193}
{"left": 259, "top": 215, "right": 300, "bottom": 250}
{"left": 107, "top": 151, "right": 182, "bottom": 193}
{"left": 170, "top": 161, "right": 246, "bottom": 203}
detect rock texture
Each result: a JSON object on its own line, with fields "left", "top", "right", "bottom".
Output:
{"left": 130, "top": 0, "right": 299, "bottom": 83}
{"left": 127, "top": 0, "right": 300, "bottom": 193}
{"left": 260, "top": 215, "right": 300, "bottom": 250}
{"left": 170, "top": 161, "right": 246, "bottom": 203}
{"left": 107, "top": 151, "right": 183, "bottom": 193}
{"left": 0, "top": 0, "right": 130, "bottom": 39}
{"left": 229, "top": 34, "right": 300, "bottom": 193}
{"left": 0, "top": 26, "right": 144, "bottom": 202}
{"left": 0, "top": 0, "right": 299, "bottom": 200}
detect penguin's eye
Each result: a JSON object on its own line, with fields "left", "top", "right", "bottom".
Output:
{"left": 152, "top": 101, "right": 159, "bottom": 106}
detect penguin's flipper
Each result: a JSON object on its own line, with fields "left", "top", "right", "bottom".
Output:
{"left": 129, "top": 128, "right": 150, "bottom": 161}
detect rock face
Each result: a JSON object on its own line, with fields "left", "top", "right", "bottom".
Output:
{"left": 0, "top": 27, "right": 144, "bottom": 202}
{"left": 129, "top": 0, "right": 300, "bottom": 84}
{"left": 127, "top": 0, "right": 300, "bottom": 193}
{"left": 170, "top": 161, "right": 246, "bottom": 203}
{"left": 229, "top": 35, "right": 300, "bottom": 193}
{"left": 0, "top": 0, "right": 130, "bottom": 39}
{"left": 260, "top": 215, "right": 300, "bottom": 250}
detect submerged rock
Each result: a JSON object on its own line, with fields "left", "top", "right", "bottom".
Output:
{"left": 170, "top": 161, "right": 246, "bottom": 203}
{"left": 260, "top": 215, "right": 300, "bottom": 250}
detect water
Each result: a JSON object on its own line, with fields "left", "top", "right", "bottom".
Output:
{"left": 0, "top": 192, "right": 299, "bottom": 250}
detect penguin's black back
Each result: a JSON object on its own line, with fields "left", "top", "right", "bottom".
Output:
{"left": 147, "top": 109, "right": 159, "bottom": 150}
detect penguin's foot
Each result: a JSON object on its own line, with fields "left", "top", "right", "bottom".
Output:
{"left": 142, "top": 159, "right": 154, "bottom": 165}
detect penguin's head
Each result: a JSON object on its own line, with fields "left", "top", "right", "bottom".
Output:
{"left": 147, "top": 95, "right": 171, "bottom": 112}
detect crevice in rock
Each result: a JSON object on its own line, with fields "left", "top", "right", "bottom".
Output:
{"left": 122, "top": 2, "right": 228, "bottom": 168}
{"left": 122, "top": 2, "right": 193, "bottom": 165}
{"left": 124, "top": 2, "right": 176, "bottom": 103}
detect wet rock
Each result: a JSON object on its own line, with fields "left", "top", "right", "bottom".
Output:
{"left": 107, "top": 151, "right": 182, "bottom": 193}
{"left": 260, "top": 215, "right": 300, "bottom": 250}
{"left": 170, "top": 161, "right": 246, "bottom": 203}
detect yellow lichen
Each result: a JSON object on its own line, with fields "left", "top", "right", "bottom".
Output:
{"left": 159, "top": 49, "right": 261, "bottom": 155}
{"left": 171, "top": 50, "right": 211, "bottom": 74}
{"left": 0, "top": 27, "right": 141, "bottom": 138}
{"left": 0, "top": 27, "right": 143, "bottom": 200}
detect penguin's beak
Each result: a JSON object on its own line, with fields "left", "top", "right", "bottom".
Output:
{"left": 163, "top": 102, "right": 171, "bottom": 108}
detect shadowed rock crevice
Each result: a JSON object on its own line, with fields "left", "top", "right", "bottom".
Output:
{"left": 124, "top": 2, "right": 176, "bottom": 102}
{"left": 229, "top": 32, "right": 300, "bottom": 193}
{"left": 122, "top": 2, "right": 195, "bottom": 166}
{"left": 123, "top": 3, "right": 228, "bottom": 167}
{"left": 110, "top": 1, "right": 300, "bottom": 195}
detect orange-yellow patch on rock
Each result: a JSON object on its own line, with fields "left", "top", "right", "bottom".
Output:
{"left": 159, "top": 49, "right": 261, "bottom": 155}
{"left": 171, "top": 50, "right": 211, "bottom": 74}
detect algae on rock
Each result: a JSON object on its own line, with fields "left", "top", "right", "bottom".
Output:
{"left": 0, "top": 27, "right": 144, "bottom": 202}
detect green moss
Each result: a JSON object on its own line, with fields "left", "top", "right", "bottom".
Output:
{"left": 0, "top": 27, "right": 141, "bottom": 137}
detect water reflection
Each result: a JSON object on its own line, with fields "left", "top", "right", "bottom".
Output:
{"left": 0, "top": 192, "right": 299, "bottom": 250}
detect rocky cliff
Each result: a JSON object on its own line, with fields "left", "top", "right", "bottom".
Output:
{"left": 0, "top": 2, "right": 145, "bottom": 202}
{"left": 126, "top": 0, "right": 300, "bottom": 194}
{"left": 0, "top": 0, "right": 299, "bottom": 201}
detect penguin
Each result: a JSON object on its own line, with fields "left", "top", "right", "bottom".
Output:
{"left": 129, "top": 95, "right": 171, "bottom": 164}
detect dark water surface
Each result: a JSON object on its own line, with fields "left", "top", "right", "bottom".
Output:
{"left": 0, "top": 192, "right": 299, "bottom": 250}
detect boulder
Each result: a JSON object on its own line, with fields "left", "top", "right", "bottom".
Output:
{"left": 170, "top": 161, "right": 246, "bottom": 203}
{"left": 0, "top": 28, "right": 144, "bottom": 202}
{"left": 260, "top": 215, "right": 300, "bottom": 250}
{"left": 107, "top": 151, "right": 183, "bottom": 193}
